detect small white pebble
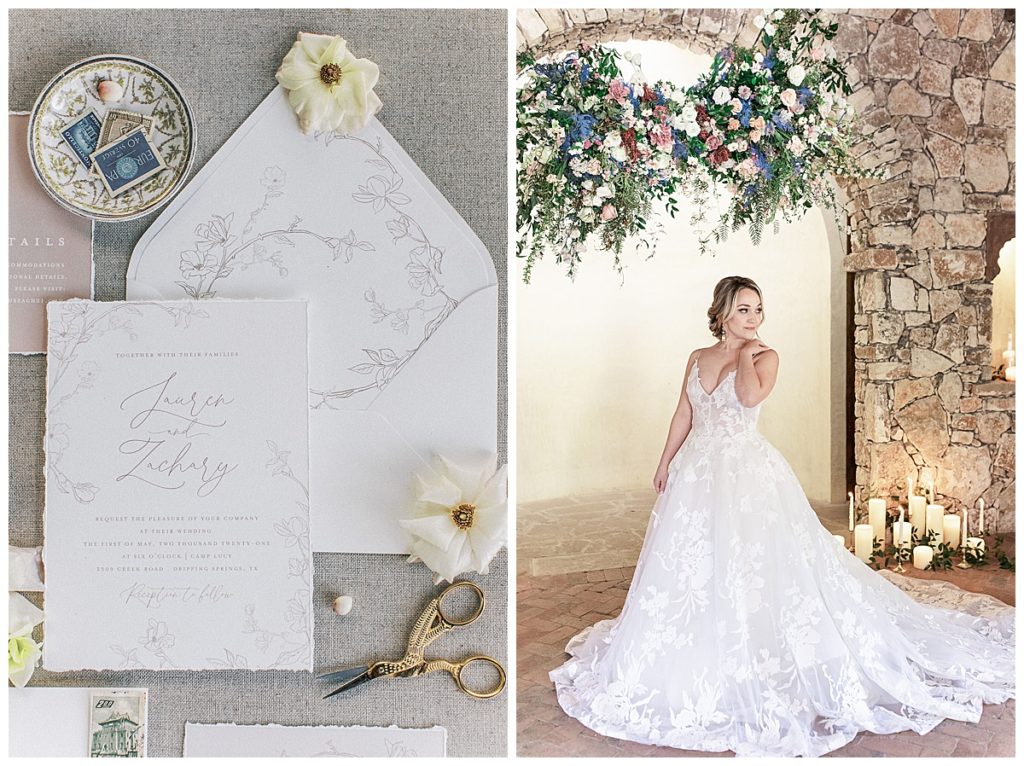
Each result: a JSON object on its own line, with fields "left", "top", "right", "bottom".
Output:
{"left": 97, "top": 80, "right": 124, "bottom": 103}
{"left": 332, "top": 595, "right": 353, "bottom": 616}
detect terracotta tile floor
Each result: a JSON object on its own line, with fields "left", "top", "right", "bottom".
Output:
{"left": 516, "top": 488, "right": 1016, "bottom": 757}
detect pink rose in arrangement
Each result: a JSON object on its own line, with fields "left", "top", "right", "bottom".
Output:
{"left": 727, "top": 118, "right": 740, "bottom": 131}
{"left": 737, "top": 158, "right": 759, "bottom": 178}
{"left": 737, "top": 85, "right": 753, "bottom": 100}
{"left": 729, "top": 98, "right": 743, "bottom": 115}
{"left": 608, "top": 78, "right": 631, "bottom": 105}
{"left": 600, "top": 204, "right": 618, "bottom": 221}
{"left": 792, "top": 103, "right": 805, "bottom": 115}
{"left": 649, "top": 124, "right": 674, "bottom": 151}
{"left": 789, "top": 136, "right": 806, "bottom": 156}
{"left": 749, "top": 129, "right": 763, "bottom": 143}
{"left": 750, "top": 115, "right": 766, "bottom": 130}
{"left": 780, "top": 89, "right": 798, "bottom": 108}
{"left": 705, "top": 134, "right": 723, "bottom": 151}
{"left": 810, "top": 47, "right": 825, "bottom": 62}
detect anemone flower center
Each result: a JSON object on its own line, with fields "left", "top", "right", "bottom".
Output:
{"left": 450, "top": 503, "right": 476, "bottom": 530}
{"left": 319, "top": 63, "right": 343, "bottom": 86}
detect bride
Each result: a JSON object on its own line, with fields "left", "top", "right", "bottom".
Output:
{"left": 549, "top": 276, "right": 1014, "bottom": 757}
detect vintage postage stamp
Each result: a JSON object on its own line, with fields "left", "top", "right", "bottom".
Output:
{"left": 98, "top": 109, "right": 155, "bottom": 149}
{"left": 88, "top": 688, "right": 148, "bottom": 758}
{"left": 59, "top": 109, "right": 103, "bottom": 169}
{"left": 90, "top": 127, "right": 167, "bottom": 196}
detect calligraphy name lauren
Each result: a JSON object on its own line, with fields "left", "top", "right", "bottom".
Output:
{"left": 118, "top": 372, "right": 238, "bottom": 497}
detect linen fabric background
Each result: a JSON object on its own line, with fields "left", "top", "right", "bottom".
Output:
{"left": 9, "top": 8, "right": 507, "bottom": 756}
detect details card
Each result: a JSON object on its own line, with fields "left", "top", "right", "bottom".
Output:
{"left": 43, "top": 299, "right": 312, "bottom": 671}
{"left": 9, "top": 113, "right": 93, "bottom": 354}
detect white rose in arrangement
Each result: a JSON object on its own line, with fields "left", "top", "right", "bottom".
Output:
{"left": 596, "top": 185, "right": 614, "bottom": 199}
{"left": 764, "top": 22, "right": 776, "bottom": 36}
{"left": 753, "top": 15, "right": 766, "bottom": 29}
{"left": 579, "top": 206, "right": 596, "bottom": 223}
{"left": 604, "top": 130, "right": 622, "bottom": 148}
{"left": 537, "top": 145, "right": 555, "bottom": 163}
{"left": 780, "top": 88, "right": 798, "bottom": 108}
{"left": 773, "top": 9, "right": 785, "bottom": 19}
{"left": 713, "top": 85, "right": 732, "bottom": 105}
{"left": 582, "top": 179, "right": 595, "bottom": 190}
{"left": 788, "top": 64, "right": 807, "bottom": 86}
{"left": 789, "top": 135, "right": 806, "bottom": 155}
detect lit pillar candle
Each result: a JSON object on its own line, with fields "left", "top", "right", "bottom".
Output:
{"left": 848, "top": 491, "right": 855, "bottom": 532}
{"left": 909, "top": 495, "right": 927, "bottom": 540}
{"left": 926, "top": 503, "right": 945, "bottom": 544}
{"left": 913, "top": 545, "right": 934, "bottom": 570}
{"left": 867, "top": 498, "right": 886, "bottom": 545}
{"left": 854, "top": 524, "right": 874, "bottom": 563}
{"left": 1003, "top": 332, "right": 1014, "bottom": 365}
{"left": 942, "top": 514, "right": 961, "bottom": 550}
{"left": 978, "top": 498, "right": 985, "bottom": 535}
{"left": 907, "top": 473, "right": 915, "bottom": 499}
{"left": 1006, "top": 365, "right": 1016, "bottom": 382}
{"left": 893, "top": 506, "right": 911, "bottom": 550}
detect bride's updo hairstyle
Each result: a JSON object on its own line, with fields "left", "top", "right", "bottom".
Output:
{"left": 708, "top": 276, "right": 764, "bottom": 340}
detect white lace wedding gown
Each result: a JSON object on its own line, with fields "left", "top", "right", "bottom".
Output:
{"left": 550, "top": 359, "right": 1015, "bottom": 757}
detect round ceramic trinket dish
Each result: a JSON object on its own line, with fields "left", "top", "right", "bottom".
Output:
{"left": 28, "top": 54, "right": 196, "bottom": 221}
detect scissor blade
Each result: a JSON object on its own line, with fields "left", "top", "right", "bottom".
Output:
{"left": 318, "top": 664, "right": 372, "bottom": 699}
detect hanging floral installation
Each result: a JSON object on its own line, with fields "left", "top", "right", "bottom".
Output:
{"left": 516, "top": 8, "right": 877, "bottom": 282}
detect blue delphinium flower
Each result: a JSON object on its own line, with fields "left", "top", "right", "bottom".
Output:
{"left": 761, "top": 49, "right": 776, "bottom": 70}
{"left": 560, "top": 112, "right": 598, "bottom": 151}
{"left": 738, "top": 100, "right": 753, "bottom": 128}
{"left": 580, "top": 63, "right": 591, "bottom": 84}
{"left": 797, "top": 86, "right": 813, "bottom": 105}
{"left": 771, "top": 110, "right": 794, "bottom": 133}
{"left": 673, "top": 138, "right": 689, "bottom": 160}
{"left": 750, "top": 145, "right": 773, "bottom": 180}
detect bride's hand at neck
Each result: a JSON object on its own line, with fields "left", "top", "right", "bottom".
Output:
{"left": 733, "top": 336, "right": 778, "bottom": 407}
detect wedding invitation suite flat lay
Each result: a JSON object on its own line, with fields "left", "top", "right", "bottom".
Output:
{"left": 9, "top": 113, "right": 94, "bottom": 354}
{"left": 126, "top": 86, "right": 498, "bottom": 554}
{"left": 184, "top": 723, "right": 447, "bottom": 757}
{"left": 43, "top": 299, "right": 313, "bottom": 671}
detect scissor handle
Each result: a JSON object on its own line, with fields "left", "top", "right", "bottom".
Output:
{"left": 436, "top": 581, "right": 485, "bottom": 627}
{"left": 420, "top": 655, "right": 506, "bottom": 698}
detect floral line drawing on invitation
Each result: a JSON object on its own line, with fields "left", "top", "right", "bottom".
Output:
{"left": 307, "top": 134, "right": 459, "bottom": 407}
{"left": 175, "top": 166, "right": 372, "bottom": 298}
{"left": 111, "top": 618, "right": 178, "bottom": 669}
{"left": 267, "top": 440, "right": 312, "bottom": 582}
{"left": 46, "top": 301, "right": 209, "bottom": 504}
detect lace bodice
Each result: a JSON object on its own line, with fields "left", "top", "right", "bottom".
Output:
{"left": 686, "top": 358, "right": 761, "bottom": 438}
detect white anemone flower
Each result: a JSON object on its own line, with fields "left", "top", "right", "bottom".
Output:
{"left": 8, "top": 593, "right": 44, "bottom": 687}
{"left": 276, "top": 32, "right": 382, "bottom": 135}
{"left": 400, "top": 455, "right": 507, "bottom": 584}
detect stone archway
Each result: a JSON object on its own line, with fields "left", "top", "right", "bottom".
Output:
{"left": 517, "top": 8, "right": 1016, "bottom": 529}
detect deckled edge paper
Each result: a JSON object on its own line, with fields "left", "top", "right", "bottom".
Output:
{"left": 183, "top": 722, "right": 448, "bottom": 757}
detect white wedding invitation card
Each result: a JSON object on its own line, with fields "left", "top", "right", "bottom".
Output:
{"left": 127, "top": 86, "right": 497, "bottom": 554}
{"left": 184, "top": 723, "right": 447, "bottom": 757}
{"left": 43, "top": 299, "right": 312, "bottom": 671}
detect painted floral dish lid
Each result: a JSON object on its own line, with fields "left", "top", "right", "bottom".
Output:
{"left": 28, "top": 54, "right": 196, "bottom": 221}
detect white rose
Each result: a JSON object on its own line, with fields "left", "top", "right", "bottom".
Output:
{"left": 537, "top": 145, "right": 554, "bottom": 163}
{"left": 712, "top": 86, "right": 732, "bottom": 105}
{"left": 604, "top": 130, "right": 622, "bottom": 148}
{"left": 609, "top": 146, "right": 628, "bottom": 163}
{"left": 764, "top": 22, "right": 776, "bottom": 36}
{"left": 773, "top": 9, "right": 784, "bottom": 19}
{"left": 789, "top": 136, "right": 806, "bottom": 156}
{"left": 579, "top": 206, "right": 595, "bottom": 223}
{"left": 753, "top": 14, "right": 766, "bottom": 29}
{"left": 596, "top": 185, "right": 613, "bottom": 199}
{"left": 788, "top": 65, "right": 806, "bottom": 86}
{"left": 680, "top": 103, "right": 698, "bottom": 123}
{"left": 683, "top": 121, "right": 701, "bottom": 137}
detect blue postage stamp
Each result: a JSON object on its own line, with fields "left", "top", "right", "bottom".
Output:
{"left": 59, "top": 109, "right": 102, "bottom": 169}
{"left": 90, "top": 126, "right": 167, "bottom": 196}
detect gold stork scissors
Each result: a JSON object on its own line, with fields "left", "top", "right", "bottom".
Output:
{"left": 318, "top": 581, "right": 506, "bottom": 699}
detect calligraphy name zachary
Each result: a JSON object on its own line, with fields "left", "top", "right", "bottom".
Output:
{"left": 118, "top": 371, "right": 238, "bottom": 497}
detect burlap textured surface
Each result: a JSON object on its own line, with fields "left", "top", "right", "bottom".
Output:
{"left": 9, "top": 8, "right": 507, "bottom": 756}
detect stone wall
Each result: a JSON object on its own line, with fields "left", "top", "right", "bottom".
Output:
{"left": 516, "top": 9, "right": 1017, "bottom": 530}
